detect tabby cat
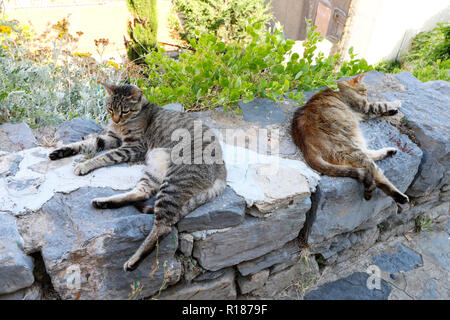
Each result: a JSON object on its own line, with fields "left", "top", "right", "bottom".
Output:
{"left": 291, "top": 73, "right": 409, "bottom": 204}
{"left": 49, "top": 83, "right": 227, "bottom": 271}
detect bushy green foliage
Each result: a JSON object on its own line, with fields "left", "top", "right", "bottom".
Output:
{"left": 338, "top": 47, "right": 373, "bottom": 77}
{"left": 126, "top": 0, "right": 158, "bottom": 63}
{"left": 171, "top": 0, "right": 273, "bottom": 43}
{"left": 0, "top": 18, "right": 127, "bottom": 127}
{"left": 139, "top": 22, "right": 372, "bottom": 112}
{"left": 375, "top": 23, "right": 449, "bottom": 82}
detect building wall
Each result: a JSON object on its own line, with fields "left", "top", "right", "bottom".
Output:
{"left": 347, "top": 0, "right": 450, "bottom": 64}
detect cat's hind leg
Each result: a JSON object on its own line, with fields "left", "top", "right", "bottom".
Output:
{"left": 91, "top": 148, "right": 170, "bottom": 209}
{"left": 123, "top": 175, "right": 226, "bottom": 272}
{"left": 365, "top": 147, "right": 397, "bottom": 161}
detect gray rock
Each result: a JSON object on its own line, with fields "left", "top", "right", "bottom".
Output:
{"left": 425, "top": 80, "right": 450, "bottom": 99}
{"left": 178, "top": 187, "right": 246, "bottom": 232}
{"left": 0, "top": 212, "right": 34, "bottom": 295}
{"left": 251, "top": 257, "right": 319, "bottom": 297}
{"left": 237, "top": 240, "right": 301, "bottom": 276}
{"left": 179, "top": 233, "right": 194, "bottom": 256}
{"left": 55, "top": 118, "right": 102, "bottom": 144}
{"left": 162, "top": 103, "right": 184, "bottom": 112}
{"left": 18, "top": 187, "right": 181, "bottom": 300}
{"left": 194, "top": 268, "right": 228, "bottom": 282}
{"left": 237, "top": 269, "right": 269, "bottom": 294}
{"left": 417, "top": 231, "right": 449, "bottom": 271}
{"left": 239, "top": 98, "right": 286, "bottom": 127}
{"left": 158, "top": 268, "right": 236, "bottom": 300}
{"left": 383, "top": 72, "right": 450, "bottom": 197}
{"left": 373, "top": 244, "right": 423, "bottom": 273}
{"left": 0, "top": 154, "right": 23, "bottom": 178}
{"left": 0, "top": 283, "right": 43, "bottom": 300}
{"left": 0, "top": 122, "right": 38, "bottom": 150}
{"left": 304, "top": 272, "right": 392, "bottom": 300}
{"left": 193, "top": 198, "right": 311, "bottom": 271}
{"left": 309, "top": 120, "right": 422, "bottom": 243}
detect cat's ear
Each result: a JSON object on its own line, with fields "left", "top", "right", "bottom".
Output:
{"left": 129, "top": 87, "right": 143, "bottom": 103}
{"left": 101, "top": 83, "right": 117, "bottom": 96}
{"left": 351, "top": 73, "right": 366, "bottom": 85}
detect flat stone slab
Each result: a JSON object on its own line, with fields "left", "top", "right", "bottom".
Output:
{"left": 239, "top": 98, "right": 286, "bottom": 127}
{"left": 417, "top": 231, "right": 450, "bottom": 272}
{"left": 221, "top": 142, "right": 319, "bottom": 212}
{"left": 237, "top": 240, "right": 301, "bottom": 276}
{"left": 177, "top": 187, "right": 246, "bottom": 233}
{"left": 304, "top": 272, "right": 392, "bottom": 300}
{"left": 18, "top": 187, "right": 181, "bottom": 300}
{"left": 309, "top": 119, "right": 422, "bottom": 243}
{"left": 0, "top": 122, "right": 38, "bottom": 151}
{"left": 382, "top": 72, "right": 450, "bottom": 197}
{"left": 192, "top": 198, "right": 311, "bottom": 271}
{"left": 55, "top": 118, "right": 102, "bottom": 144}
{"left": 373, "top": 244, "right": 423, "bottom": 273}
{"left": 0, "top": 212, "right": 34, "bottom": 295}
{"left": 158, "top": 268, "right": 236, "bottom": 300}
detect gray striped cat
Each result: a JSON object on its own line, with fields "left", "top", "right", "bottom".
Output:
{"left": 49, "top": 83, "right": 227, "bottom": 271}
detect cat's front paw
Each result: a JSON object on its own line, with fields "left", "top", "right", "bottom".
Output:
{"left": 74, "top": 163, "right": 91, "bottom": 176}
{"left": 385, "top": 100, "right": 402, "bottom": 116}
{"left": 49, "top": 147, "right": 76, "bottom": 160}
{"left": 385, "top": 147, "right": 398, "bottom": 157}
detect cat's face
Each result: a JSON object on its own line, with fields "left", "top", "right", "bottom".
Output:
{"left": 338, "top": 73, "right": 368, "bottom": 97}
{"left": 102, "top": 83, "right": 143, "bottom": 124}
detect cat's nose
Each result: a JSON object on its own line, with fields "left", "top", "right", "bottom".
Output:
{"left": 112, "top": 115, "right": 120, "bottom": 123}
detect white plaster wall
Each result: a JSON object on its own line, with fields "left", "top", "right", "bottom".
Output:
{"left": 348, "top": 0, "right": 450, "bottom": 64}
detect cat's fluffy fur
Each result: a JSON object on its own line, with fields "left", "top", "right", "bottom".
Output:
{"left": 291, "top": 74, "right": 409, "bottom": 204}
{"left": 49, "top": 84, "right": 227, "bottom": 271}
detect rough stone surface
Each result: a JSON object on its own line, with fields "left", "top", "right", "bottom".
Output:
{"left": 237, "top": 269, "right": 270, "bottom": 294}
{"left": 193, "top": 199, "right": 311, "bottom": 271}
{"left": 383, "top": 72, "right": 450, "bottom": 197}
{"left": 177, "top": 187, "right": 246, "bottom": 232}
{"left": 304, "top": 272, "right": 392, "bottom": 300}
{"left": 373, "top": 244, "right": 423, "bottom": 273}
{"left": 179, "top": 233, "right": 194, "bottom": 256}
{"left": 55, "top": 118, "right": 102, "bottom": 144}
{"left": 0, "top": 154, "right": 23, "bottom": 178}
{"left": 239, "top": 98, "right": 286, "bottom": 127}
{"left": 17, "top": 188, "right": 181, "bottom": 300}
{"left": 0, "top": 212, "right": 34, "bottom": 295}
{"left": 237, "top": 240, "right": 301, "bottom": 276}
{"left": 221, "top": 142, "right": 319, "bottom": 211}
{"left": 252, "top": 257, "right": 320, "bottom": 297}
{"left": 0, "top": 122, "right": 38, "bottom": 150}
{"left": 424, "top": 80, "right": 450, "bottom": 99}
{"left": 309, "top": 119, "right": 422, "bottom": 243}
{"left": 162, "top": 103, "right": 184, "bottom": 112}
{"left": 158, "top": 268, "right": 236, "bottom": 300}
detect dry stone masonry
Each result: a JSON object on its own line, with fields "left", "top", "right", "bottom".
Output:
{"left": 0, "top": 71, "right": 448, "bottom": 299}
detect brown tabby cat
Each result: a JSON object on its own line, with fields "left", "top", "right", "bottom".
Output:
{"left": 291, "top": 73, "right": 409, "bottom": 204}
{"left": 49, "top": 83, "right": 227, "bottom": 271}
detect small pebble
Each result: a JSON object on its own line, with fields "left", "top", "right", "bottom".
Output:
{"left": 390, "top": 273, "right": 396, "bottom": 280}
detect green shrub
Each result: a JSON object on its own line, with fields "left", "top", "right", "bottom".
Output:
{"left": 139, "top": 21, "right": 372, "bottom": 112}
{"left": 375, "top": 23, "right": 450, "bottom": 82}
{"left": 126, "top": 0, "right": 158, "bottom": 63}
{"left": 171, "top": 0, "right": 273, "bottom": 44}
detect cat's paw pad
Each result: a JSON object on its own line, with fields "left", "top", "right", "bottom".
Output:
{"left": 393, "top": 192, "right": 409, "bottom": 204}
{"left": 123, "top": 256, "right": 140, "bottom": 272}
{"left": 49, "top": 147, "right": 75, "bottom": 160}
{"left": 92, "top": 198, "right": 110, "bottom": 209}
{"left": 386, "top": 148, "right": 398, "bottom": 157}
{"left": 385, "top": 100, "right": 402, "bottom": 116}
{"left": 74, "top": 163, "right": 91, "bottom": 176}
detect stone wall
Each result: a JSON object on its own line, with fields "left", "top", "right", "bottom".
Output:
{"left": 0, "top": 71, "right": 448, "bottom": 299}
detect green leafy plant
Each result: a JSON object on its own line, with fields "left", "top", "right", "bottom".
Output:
{"left": 126, "top": 0, "right": 158, "bottom": 63}
{"left": 171, "top": 0, "right": 273, "bottom": 44}
{"left": 140, "top": 21, "right": 372, "bottom": 112}
{"left": 338, "top": 47, "right": 373, "bottom": 77}
{"left": 415, "top": 215, "right": 432, "bottom": 232}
